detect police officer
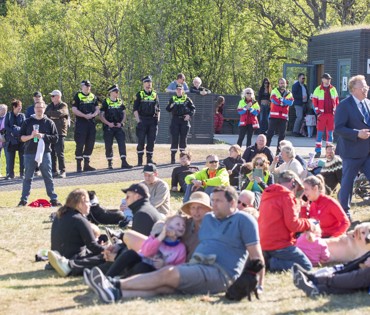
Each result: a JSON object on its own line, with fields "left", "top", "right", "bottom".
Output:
{"left": 100, "top": 85, "right": 133, "bottom": 169}
{"left": 166, "top": 84, "right": 195, "bottom": 164}
{"left": 72, "top": 80, "right": 99, "bottom": 172}
{"left": 133, "top": 75, "right": 160, "bottom": 166}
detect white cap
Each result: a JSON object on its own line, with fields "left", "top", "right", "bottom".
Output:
{"left": 50, "top": 90, "right": 62, "bottom": 96}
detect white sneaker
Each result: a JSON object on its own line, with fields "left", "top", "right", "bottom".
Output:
{"left": 48, "top": 250, "right": 71, "bottom": 277}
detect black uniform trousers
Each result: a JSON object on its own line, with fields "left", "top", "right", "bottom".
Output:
{"left": 136, "top": 117, "right": 158, "bottom": 155}
{"left": 237, "top": 125, "right": 254, "bottom": 148}
{"left": 266, "top": 118, "right": 288, "bottom": 150}
{"left": 74, "top": 119, "right": 96, "bottom": 161}
{"left": 51, "top": 136, "right": 65, "bottom": 173}
{"left": 170, "top": 116, "right": 190, "bottom": 153}
{"left": 103, "top": 126, "right": 127, "bottom": 160}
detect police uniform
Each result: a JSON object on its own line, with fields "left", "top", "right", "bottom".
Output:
{"left": 100, "top": 85, "right": 132, "bottom": 169}
{"left": 166, "top": 85, "right": 196, "bottom": 164}
{"left": 72, "top": 80, "right": 99, "bottom": 172}
{"left": 133, "top": 76, "right": 160, "bottom": 166}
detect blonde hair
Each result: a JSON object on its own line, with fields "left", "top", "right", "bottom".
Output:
{"left": 349, "top": 75, "right": 365, "bottom": 93}
{"left": 303, "top": 175, "right": 325, "bottom": 194}
{"left": 229, "top": 144, "right": 242, "bottom": 156}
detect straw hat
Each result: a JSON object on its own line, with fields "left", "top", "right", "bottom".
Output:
{"left": 181, "top": 192, "right": 212, "bottom": 216}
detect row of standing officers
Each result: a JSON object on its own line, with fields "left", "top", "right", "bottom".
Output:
{"left": 71, "top": 75, "right": 195, "bottom": 172}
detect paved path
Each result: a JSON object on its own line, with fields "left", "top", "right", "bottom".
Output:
{"left": 0, "top": 134, "right": 317, "bottom": 192}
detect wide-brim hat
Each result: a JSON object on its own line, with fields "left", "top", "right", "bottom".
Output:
{"left": 181, "top": 191, "right": 212, "bottom": 216}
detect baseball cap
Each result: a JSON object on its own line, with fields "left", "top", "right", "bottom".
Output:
{"left": 81, "top": 80, "right": 92, "bottom": 86}
{"left": 321, "top": 73, "right": 332, "bottom": 80}
{"left": 278, "top": 170, "right": 303, "bottom": 190}
{"left": 33, "top": 91, "right": 42, "bottom": 97}
{"left": 143, "top": 163, "right": 157, "bottom": 173}
{"left": 50, "top": 90, "right": 62, "bottom": 96}
{"left": 121, "top": 183, "right": 149, "bottom": 198}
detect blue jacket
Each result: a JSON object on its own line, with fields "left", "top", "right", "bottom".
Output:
{"left": 292, "top": 81, "right": 309, "bottom": 106}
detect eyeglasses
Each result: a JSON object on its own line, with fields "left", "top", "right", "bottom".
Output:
{"left": 238, "top": 200, "right": 248, "bottom": 207}
{"left": 208, "top": 160, "right": 219, "bottom": 164}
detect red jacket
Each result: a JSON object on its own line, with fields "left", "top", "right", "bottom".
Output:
{"left": 300, "top": 194, "right": 350, "bottom": 238}
{"left": 258, "top": 184, "right": 311, "bottom": 251}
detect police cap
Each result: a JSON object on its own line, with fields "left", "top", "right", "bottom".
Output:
{"left": 141, "top": 75, "right": 152, "bottom": 83}
{"left": 176, "top": 83, "right": 183, "bottom": 89}
{"left": 108, "top": 85, "right": 119, "bottom": 93}
{"left": 81, "top": 80, "right": 92, "bottom": 86}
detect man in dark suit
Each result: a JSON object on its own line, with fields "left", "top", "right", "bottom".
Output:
{"left": 335, "top": 75, "right": 370, "bottom": 220}
{"left": 292, "top": 73, "right": 309, "bottom": 137}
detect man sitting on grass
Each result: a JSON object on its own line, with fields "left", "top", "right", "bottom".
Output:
{"left": 84, "top": 186, "right": 264, "bottom": 303}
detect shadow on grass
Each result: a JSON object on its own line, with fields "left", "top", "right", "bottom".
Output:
{"left": 275, "top": 292, "right": 370, "bottom": 314}
{"left": 0, "top": 268, "right": 83, "bottom": 282}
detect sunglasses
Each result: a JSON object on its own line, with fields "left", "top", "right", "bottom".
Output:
{"left": 246, "top": 92, "right": 252, "bottom": 94}
{"left": 255, "top": 162, "right": 264, "bottom": 167}
{"left": 208, "top": 160, "right": 219, "bottom": 164}
{"left": 51, "top": 95, "right": 56, "bottom": 98}
{"left": 238, "top": 200, "right": 248, "bottom": 207}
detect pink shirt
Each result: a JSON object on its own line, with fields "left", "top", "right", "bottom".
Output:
{"left": 140, "top": 236, "right": 186, "bottom": 266}
{"left": 296, "top": 234, "right": 330, "bottom": 266}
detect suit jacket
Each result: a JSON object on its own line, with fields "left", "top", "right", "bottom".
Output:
{"left": 335, "top": 95, "right": 370, "bottom": 159}
{"left": 292, "top": 81, "right": 309, "bottom": 106}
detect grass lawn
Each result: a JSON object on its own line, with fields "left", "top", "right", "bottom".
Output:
{"left": 0, "top": 144, "right": 370, "bottom": 314}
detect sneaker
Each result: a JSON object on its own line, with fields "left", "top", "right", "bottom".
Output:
{"left": 50, "top": 200, "right": 62, "bottom": 207}
{"left": 5, "top": 175, "right": 14, "bottom": 180}
{"left": 58, "top": 171, "right": 66, "bottom": 179}
{"left": 48, "top": 250, "right": 71, "bottom": 277}
{"left": 34, "top": 171, "right": 42, "bottom": 177}
{"left": 292, "top": 263, "right": 316, "bottom": 283}
{"left": 90, "top": 267, "right": 120, "bottom": 303}
{"left": 52, "top": 171, "right": 59, "bottom": 178}
{"left": 83, "top": 269, "right": 98, "bottom": 294}
{"left": 293, "top": 269, "right": 320, "bottom": 297}
{"left": 17, "top": 200, "right": 27, "bottom": 207}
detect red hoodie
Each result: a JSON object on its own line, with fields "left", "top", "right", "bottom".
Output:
{"left": 258, "top": 184, "right": 311, "bottom": 251}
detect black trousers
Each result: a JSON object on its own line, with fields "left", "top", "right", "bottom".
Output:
{"left": 266, "top": 118, "right": 288, "bottom": 150}
{"left": 6, "top": 143, "right": 24, "bottom": 177}
{"left": 69, "top": 253, "right": 106, "bottom": 276}
{"left": 105, "top": 249, "right": 155, "bottom": 278}
{"left": 136, "top": 118, "right": 158, "bottom": 155}
{"left": 237, "top": 125, "right": 254, "bottom": 148}
{"left": 103, "top": 126, "right": 127, "bottom": 159}
{"left": 74, "top": 120, "right": 96, "bottom": 160}
{"left": 170, "top": 117, "right": 190, "bottom": 152}
{"left": 51, "top": 136, "right": 65, "bottom": 173}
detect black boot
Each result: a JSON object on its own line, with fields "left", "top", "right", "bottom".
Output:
{"left": 76, "top": 160, "right": 82, "bottom": 173}
{"left": 121, "top": 158, "right": 133, "bottom": 169}
{"left": 137, "top": 154, "right": 143, "bottom": 167}
{"left": 147, "top": 154, "right": 156, "bottom": 165}
{"left": 83, "top": 159, "right": 96, "bottom": 172}
{"left": 171, "top": 152, "right": 176, "bottom": 164}
{"left": 108, "top": 160, "right": 113, "bottom": 170}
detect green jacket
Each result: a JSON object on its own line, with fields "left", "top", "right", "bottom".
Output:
{"left": 185, "top": 167, "right": 230, "bottom": 187}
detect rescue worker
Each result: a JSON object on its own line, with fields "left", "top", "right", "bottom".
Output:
{"left": 133, "top": 75, "right": 160, "bottom": 166}
{"left": 166, "top": 84, "right": 196, "bottom": 164}
{"left": 312, "top": 73, "right": 339, "bottom": 158}
{"left": 72, "top": 80, "right": 99, "bottom": 172}
{"left": 99, "top": 84, "right": 133, "bottom": 169}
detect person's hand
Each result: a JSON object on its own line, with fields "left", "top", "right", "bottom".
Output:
{"left": 363, "top": 257, "right": 370, "bottom": 268}
{"left": 273, "top": 156, "right": 279, "bottom": 163}
{"left": 31, "top": 129, "right": 39, "bottom": 138}
{"left": 254, "top": 176, "right": 262, "bottom": 183}
{"left": 152, "top": 257, "right": 165, "bottom": 269}
{"left": 200, "top": 90, "right": 207, "bottom": 96}
{"left": 120, "top": 202, "right": 128, "bottom": 211}
{"left": 109, "top": 122, "right": 115, "bottom": 128}
{"left": 192, "top": 179, "right": 203, "bottom": 187}
{"left": 358, "top": 129, "right": 370, "bottom": 139}
{"left": 115, "top": 123, "right": 122, "bottom": 128}
{"left": 184, "top": 115, "right": 190, "bottom": 121}
{"left": 227, "top": 170, "right": 232, "bottom": 175}
{"left": 103, "top": 248, "right": 117, "bottom": 262}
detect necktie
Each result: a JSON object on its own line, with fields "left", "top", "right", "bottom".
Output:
{"left": 359, "top": 101, "right": 369, "bottom": 124}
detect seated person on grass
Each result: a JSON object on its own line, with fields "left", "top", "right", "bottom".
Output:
{"left": 183, "top": 154, "right": 229, "bottom": 202}
{"left": 83, "top": 186, "right": 264, "bottom": 304}
{"left": 171, "top": 151, "right": 199, "bottom": 193}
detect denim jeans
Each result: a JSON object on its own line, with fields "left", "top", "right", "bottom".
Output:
{"left": 6, "top": 143, "right": 24, "bottom": 177}
{"left": 21, "top": 152, "right": 58, "bottom": 202}
{"left": 183, "top": 184, "right": 215, "bottom": 202}
{"left": 264, "top": 245, "right": 312, "bottom": 272}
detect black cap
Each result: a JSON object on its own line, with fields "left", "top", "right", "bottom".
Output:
{"left": 33, "top": 91, "right": 42, "bottom": 97}
{"left": 81, "top": 80, "right": 92, "bottom": 86}
{"left": 122, "top": 183, "right": 149, "bottom": 198}
{"left": 143, "top": 163, "right": 157, "bottom": 173}
{"left": 141, "top": 75, "right": 152, "bottom": 83}
{"left": 107, "top": 84, "right": 119, "bottom": 93}
{"left": 176, "top": 83, "right": 183, "bottom": 89}
{"left": 321, "top": 73, "right": 332, "bottom": 80}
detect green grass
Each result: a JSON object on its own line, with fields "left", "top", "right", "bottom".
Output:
{"left": 1, "top": 145, "right": 370, "bottom": 314}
